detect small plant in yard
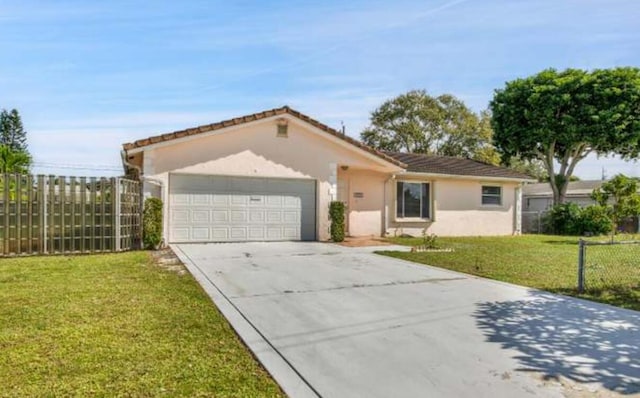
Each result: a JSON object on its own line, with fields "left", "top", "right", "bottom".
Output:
{"left": 422, "top": 230, "right": 438, "bottom": 248}
{"left": 411, "top": 231, "right": 452, "bottom": 253}
{"left": 329, "top": 201, "right": 345, "bottom": 242}
{"left": 143, "top": 197, "right": 163, "bottom": 249}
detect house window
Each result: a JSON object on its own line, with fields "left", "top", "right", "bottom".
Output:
{"left": 396, "top": 181, "right": 430, "bottom": 219}
{"left": 482, "top": 186, "right": 502, "bottom": 205}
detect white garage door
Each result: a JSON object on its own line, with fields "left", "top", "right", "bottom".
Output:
{"left": 169, "top": 175, "right": 316, "bottom": 243}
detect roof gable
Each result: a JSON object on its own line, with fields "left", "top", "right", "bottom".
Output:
{"left": 122, "top": 106, "right": 405, "bottom": 168}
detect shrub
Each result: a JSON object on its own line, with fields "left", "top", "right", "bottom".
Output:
{"left": 579, "top": 205, "right": 613, "bottom": 235}
{"left": 544, "top": 202, "right": 613, "bottom": 236}
{"left": 329, "top": 201, "right": 345, "bottom": 242}
{"left": 544, "top": 202, "right": 582, "bottom": 235}
{"left": 143, "top": 197, "right": 163, "bottom": 249}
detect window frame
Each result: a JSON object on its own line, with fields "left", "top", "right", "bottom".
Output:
{"left": 395, "top": 180, "right": 431, "bottom": 221}
{"left": 481, "top": 185, "right": 503, "bottom": 206}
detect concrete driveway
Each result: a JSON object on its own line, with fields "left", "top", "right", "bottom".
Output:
{"left": 173, "top": 242, "right": 640, "bottom": 398}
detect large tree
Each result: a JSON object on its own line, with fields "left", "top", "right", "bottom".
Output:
{"left": 491, "top": 67, "right": 640, "bottom": 204}
{"left": 361, "top": 90, "right": 499, "bottom": 164}
{"left": 1, "top": 109, "right": 29, "bottom": 153}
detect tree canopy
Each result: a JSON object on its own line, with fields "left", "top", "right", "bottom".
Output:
{"left": 0, "top": 108, "right": 31, "bottom": 174}
{"left": 0, "top": 144, "right": 31, "bottom": 174}
{"left": 1, "top": 109, "right": 29, "bottom": 153}
{"left": 360, "top": 90, "right": 499, "bottom": 164}
{"left": 490, "top": 67, "right": 640, "bottom": 204}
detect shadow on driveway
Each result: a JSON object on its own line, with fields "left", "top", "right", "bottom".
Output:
{"left": 474, "top": 290, "right": 640, "bottom": 394}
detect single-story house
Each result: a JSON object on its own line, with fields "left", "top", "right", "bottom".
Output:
{"left": 523, "top": 180, "right": 605, "bottom": 212}
{"left": 522, "top": 180, "right": 639, "bottom": 233}
{"left": 121, "top": 106, "right": 534, "bottom": 243}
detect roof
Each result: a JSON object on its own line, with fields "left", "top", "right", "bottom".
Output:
{"left": 122, "top": 106, "right": 406, "bottom": 168}
{"left": 523, "top": 180, "right": 604, "bottom": 197}
{"left": 384, "top": 151, "right": 534, "bottom": 180}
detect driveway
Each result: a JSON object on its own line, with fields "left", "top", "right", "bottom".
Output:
{"left": 173, "top": 242, "right": 640, "bottom": 398}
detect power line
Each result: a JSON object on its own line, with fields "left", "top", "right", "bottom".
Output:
{"left": 32, "top": 162, "right": 122, "bottom": 171}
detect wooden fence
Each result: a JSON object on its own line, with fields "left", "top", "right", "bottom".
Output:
{"left": 0, "top": 174, "right": 141, "bottom": 256}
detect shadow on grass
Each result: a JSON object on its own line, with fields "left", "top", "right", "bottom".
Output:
{"left": 541, "top": 239, "right": 581, "bottom": 245}
{"left": 551, "top": 287, "right": 640, "bottom": 312}
{"left": 474, "top": 290, "right": 640, "bottom": 394}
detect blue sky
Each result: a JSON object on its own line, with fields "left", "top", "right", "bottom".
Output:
{"left": 1, "top": 0, "right": 639, "bottom": 178}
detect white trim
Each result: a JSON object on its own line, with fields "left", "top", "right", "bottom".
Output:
{"left": 394, "top": 180, "right": 433, "bottom": 222}
{"left": 481, "top": 185, "right": 503, "bottom": 206}
{"left": 400, "top": 171, "right": 534, "bottom": 183}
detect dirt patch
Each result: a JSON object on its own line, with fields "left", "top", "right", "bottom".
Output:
{"left": 336, "top": 237, "right": 394, "bottom": 247}
{"left": 150, "top": 247, "right": 187, "bottom": 275}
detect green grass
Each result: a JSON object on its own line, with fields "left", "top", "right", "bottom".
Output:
{"left": 381, "top": 235, "right": 640, "bottom": 311}
{"left": 0, "top": 252, "right": 284, "bottom": 398}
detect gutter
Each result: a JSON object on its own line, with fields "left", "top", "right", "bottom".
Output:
{"left": 399, "top": 171, "right": 536, "bottom": 183}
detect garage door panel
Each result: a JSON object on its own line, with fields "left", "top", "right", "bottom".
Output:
{"left": 169, "top": 175, "right": 316, "bottom": 242}
{"left": 283, "top": 211, "right": 299, "bottom": 223}
{"left": 191, "top": 209, "right": 210, "bottom": 223}
{"left": 283, "top": 227, "right": 299, "bottom": 239}
{"left": 231, "top": 195, "right": 248, "bottom": 206}
{"left": 172, "top": 227, "right": 190, "bottom": 241}
{"left": 212, "top": 210, "right": 228, "bottom": 222}
{"left": 266, "top": 196, "right": 283, "bottom": 207}
{"left": 230, "top": 227, "right": 247, "bottom": 239}
{"left": 212, "top": 195, "right": 229, "bottom": 206}
{"left": 212, "top": 228, "right": 228, "bottom": 240}
{"left": 172, "top": 209, "right": 190, "bottom": 223}
{"left": 249, "top": 210, "right": 265, "bottom": 223}
{"left": 230, "top": 210, "right": 248, "bottom": 223}
{"left": 266, "top": 211, "right": 282, "bottom": 223}
{"left": 191, "top": 194, "right": 210, "bottom": 205}
{"left": 192, "top": 227, "right": 210, "bottom": 240}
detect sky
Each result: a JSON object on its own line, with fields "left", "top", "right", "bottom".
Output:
{"left": 1, "top": 0, "right": 639, "bottom": 179}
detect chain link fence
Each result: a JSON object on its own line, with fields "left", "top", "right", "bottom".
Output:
{"left": 578, "top": 239, "right": 640, "bottom": 292}
{"left": 522, "top": 211, "right": 547, "bottom": 233}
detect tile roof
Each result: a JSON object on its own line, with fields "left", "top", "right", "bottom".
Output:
{"left": 121, "top": 106, "right": 406, "bottom": 168}
{"left": 384, "top": 151, "right": 534, "bottom": 180}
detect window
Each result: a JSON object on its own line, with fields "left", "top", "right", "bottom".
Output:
{"left": 396, "top": 181, "right": 430, "bottom": 219}
{"left": 482, "top": 186, "right": 502, "bottom": 205}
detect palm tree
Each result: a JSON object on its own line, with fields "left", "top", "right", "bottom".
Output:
{"left": 0, "top": 144, "right": 31, "bottom": 174}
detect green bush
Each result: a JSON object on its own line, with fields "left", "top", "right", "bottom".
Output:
{"left": 544, "top": 203, "right": 582, "bottom": 235}
{"left": 329, "top": 201, "right": 345, "bottom": 242}
{"left": 544, "top": 202, "right": 613, "bottom": 236}
{"left": 579, "top": 205, "right": 613, "bottom": 235}
{"left": 143, "top": 197, "right": 163, "bottom": 249}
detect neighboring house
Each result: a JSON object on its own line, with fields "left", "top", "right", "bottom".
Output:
{"left": 523, "top": 180, "right": 639, "bottom": 233}
{"left": 122, "top": 106, "right": 533, "bottom": 243}
{"left": 523, "top": 180, "right": 604, "bottom": 212}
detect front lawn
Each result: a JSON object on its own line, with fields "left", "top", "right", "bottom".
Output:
{"left": 381, "top": 235, "right": 639, "bottom": 311}
{"left": 0, "top": 252, "right": 284, "bottom": 397}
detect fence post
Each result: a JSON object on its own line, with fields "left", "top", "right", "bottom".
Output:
{"left": 115, "top": 178, "right": 121, "bottom": 252}
{"left": 577, "top": 239, "right": 586, "bottom": 293}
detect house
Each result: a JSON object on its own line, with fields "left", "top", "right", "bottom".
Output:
{"left": 522, "top": 180, "right": 639, "bottom": 233}
{"left": 523, "top": 180, "right": 604, "bottom": 212}
{"left": 121, "top": 106, "right": 534, "bottom": 243}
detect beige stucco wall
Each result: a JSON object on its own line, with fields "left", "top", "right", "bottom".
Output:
{"left": 386, "top": 176, "right": 520, "bottom": 237}
{"left": 138, "top": 115, "right": 400, "bottom": 241}
{"left": 337, "top": 168, "right": 388, "bottom": 236}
